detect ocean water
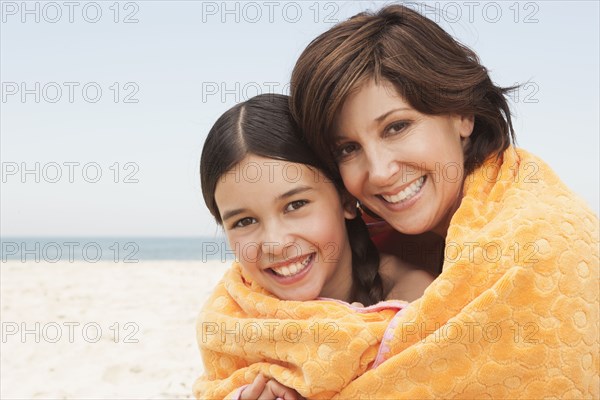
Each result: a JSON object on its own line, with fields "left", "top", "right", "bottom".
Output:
{"left": 0, "top": 237, "right": 234, "bottom": 263}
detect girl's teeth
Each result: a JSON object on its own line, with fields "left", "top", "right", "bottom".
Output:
{"left": 271, "top": 255, "right": 311, "bottom": 277}
{"left": 381, "top": 176, "right": 425, "bottom": 204}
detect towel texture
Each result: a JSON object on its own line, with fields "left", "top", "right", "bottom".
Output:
{"left": 193, "top": 260, "right": 407, "bottom": 399}
{"left": 194, "top": 147, "right": 599, "bottom": 399}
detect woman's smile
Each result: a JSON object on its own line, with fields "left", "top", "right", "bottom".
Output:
{"left": 379, "top": 175, "right": 426, "bottom": 204}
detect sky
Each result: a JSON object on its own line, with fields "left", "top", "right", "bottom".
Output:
{"left": 1, "top": 0, "right": 598, "bottom": 237}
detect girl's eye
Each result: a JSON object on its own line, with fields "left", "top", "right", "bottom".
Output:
{"left": 285, "top": 200, "right": 308, "bottom": 212}
{"left": 385, "top": 121, "right": 409, "bottom": 136}
{"left": 334, "top": 143, "right": 360, "bottom": 160}
{"left": 232, "top": 217, "right": 256, "bottom": 228}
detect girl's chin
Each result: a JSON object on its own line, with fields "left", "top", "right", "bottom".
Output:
{"left": 247, "top": 273, "right": 318, "bottom": 301}
{"left": 276, "top": 288, "right": 320, "bottom": 302}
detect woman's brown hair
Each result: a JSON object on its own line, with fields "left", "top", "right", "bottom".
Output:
{"left": 290, "top": 4, "right": 516, "bottom": 175}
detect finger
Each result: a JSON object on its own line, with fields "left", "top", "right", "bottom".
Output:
{"left": 257, "top": 379, "right": 301, "bottom": 400}
{"left": 240, "top": 374, "right": 267, "bottom": 400}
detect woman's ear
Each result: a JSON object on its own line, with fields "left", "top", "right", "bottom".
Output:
{"left": 458, "top": 114, "right": 475, "bottom": 138}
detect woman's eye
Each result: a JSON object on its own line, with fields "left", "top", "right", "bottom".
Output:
{"left": 232, "top": 217, "right": 256, "bottom": 228}
{"left": 285, "top": 200, "right": 308, "bottom": 212}
{"left": 334, "top": 143, "right": 359, "bottom": 159}
{"left": 386, "top": 121, "right": 409, "bottom": 136}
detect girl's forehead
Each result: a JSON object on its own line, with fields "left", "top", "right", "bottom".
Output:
{"left": 215, "top": 155, "right": 337, "bottom": 207}
{"left": 226, "top": 155, "right": 324, "bottom": 184}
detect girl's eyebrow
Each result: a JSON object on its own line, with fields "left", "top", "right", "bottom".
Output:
{"left": 221, "top": 186, "right": 314, "bottom": 222}
{"left": 221, "top": 208, "right": 247, "bottom": 222}
{"left": 276, "top": 185, "right": 313, "bottom": 200}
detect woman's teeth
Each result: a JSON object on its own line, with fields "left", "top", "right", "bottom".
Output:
{"left": 271, "top": 254, "right": 312, "bottom": 277}
{"left": 381, "top": 176, "right": 426, "bottom": 204}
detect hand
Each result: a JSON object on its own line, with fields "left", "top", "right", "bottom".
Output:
{"left": 239, "top": 373, "right": 305, "bottom": 400}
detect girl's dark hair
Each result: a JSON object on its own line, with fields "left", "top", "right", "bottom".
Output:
{"left": 290, "top": 4, "right": 516, "bottom": 175}
{"left": 200, "top": 93, "right": 384, "bottom": 306}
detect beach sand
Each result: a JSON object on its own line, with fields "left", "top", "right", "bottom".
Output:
{"left": 0, "top": 259, "right": 230, "bottom": 399}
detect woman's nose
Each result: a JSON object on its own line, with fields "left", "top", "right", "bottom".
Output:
{"left": 365, "top": 145, "right": 401, "bottom": 187}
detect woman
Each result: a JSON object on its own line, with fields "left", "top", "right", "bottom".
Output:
{"left": 290, "top": 4, "right": 599, "bottom": 399}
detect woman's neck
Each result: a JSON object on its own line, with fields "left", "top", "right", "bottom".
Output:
{"left": 431, "top": 187, "right": 465, "bottom": 238}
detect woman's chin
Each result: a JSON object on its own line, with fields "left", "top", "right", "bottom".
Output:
{"left": 384, "top": 215, "right": 431, "bottom": 236}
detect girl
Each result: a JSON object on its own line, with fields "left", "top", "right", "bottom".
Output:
{"left": 194, "top": 93, "right": 434, "bottom": 399}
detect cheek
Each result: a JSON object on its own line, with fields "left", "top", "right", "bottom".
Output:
{"left": 300, "top": 212, "right": 343, "bottom": 250}
{"left": 228, "top": 236, "right": 261, "bottom": 265}
{"left": 438, "top": 163, "right": 463, "bottom": 186}
{"left": 320, "top": 241, "right": 341, "bottom": 264}
{"left": 340, "top": 166, "right": 362, "bottom": 197}
{"left": 318, "top": 214, "right": 348, "bottom": 257}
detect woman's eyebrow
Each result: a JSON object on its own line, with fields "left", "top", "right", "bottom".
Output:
{"left": 334, "top": 107, "right": 412, "bottom": 141}
{"left": 375, "top": 107, "right": 410, "bottom": 123}
{"left": 333, "top": 133, "right": 347, "bottom": 142}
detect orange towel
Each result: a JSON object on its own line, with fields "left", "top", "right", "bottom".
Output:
{"left": 194, "top": 147, "right": 599, "bottom": 399}
{"left": 193, "top": 261, "right": 407, "bottom": 399}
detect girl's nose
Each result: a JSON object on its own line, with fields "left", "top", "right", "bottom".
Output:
{"left": 259, "top": 221, "right": 297, "bottom": 262}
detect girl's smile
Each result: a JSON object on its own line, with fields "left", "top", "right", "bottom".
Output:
{"left": 214, "top": 154, "right": 355, "bottom": 301}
